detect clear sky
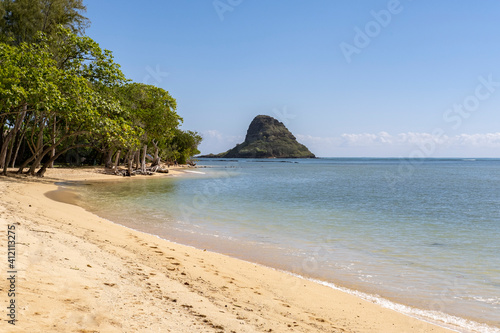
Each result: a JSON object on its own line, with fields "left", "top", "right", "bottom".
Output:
{"left": 86, "top": 0, "right": 500, "bottom": 157}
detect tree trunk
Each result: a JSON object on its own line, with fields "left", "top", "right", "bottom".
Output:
{"left": 18, "top": 131, "right": 86, "bottom": 174}
{"left": 0, "top": 118, "right": 4, "bottom": 161}
{"left": 28, "top": 150, "right": 47, "bottom": 176}
{"left": 49, "top": 115, "right": 56, "bottom": 168}
{"left": 123, "top": 151, "right": 130, "bottom": 167}
{"left": 17, "top": 155, "right": 35, "bottom": 174}
{"left": 26, "top": 121, "right": 46, "bottom": 175}
{"left": 5, "top": 131, "right": 19, "bottom": 168}
{"left": 28, "top": 130, "right": 47, "bottom": 175}
{"left": 0, "top": 106, "right": 27, "bottom": 172}
{"left": 2, "top": 140, "right": 12, "bottom": 175}
{"left": 104, "top": 148, "right": 114, "bottom": 168}
{"left": 10, "top": 130, "right": 24, "bottom": 168}
{"left": 127, "top": 151, "right": 134, "bottom": 177}
{"left": 134, "top": 150, "right": 140, "bottom": 170}
{"left": 0, "top": 134, "right": 9, "bottom": 170}
{"left": 4, "top": 139, "right": 14, "bottom": 174}
{"left": 33, "top": 122, "right": 46, "bottom": 170}
{"left": 36, "top": 144, "right": 90, "bottom": 177}
{"left": 113, "top": 150, "right": 121, "bottom": 169}
{"left": 151, "top": 140, "right": 160, "bottom": 166}
{"left": 141, "top": 145, "right": 147, "bottom": 173}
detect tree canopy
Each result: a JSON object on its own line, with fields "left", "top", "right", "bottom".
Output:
{"left": 0, "top": 1, "right": 202, "bottom": 177}
{"left": 1, "top": 0, "right": 88, "bottom": 44}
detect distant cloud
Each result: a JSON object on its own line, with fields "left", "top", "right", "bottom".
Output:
{"left": 204, "top": 130, "right": 224, "bottom": 141}
{"left": 451, "top": 133, "right": 500, "bottom": 147}
{"left": 199, "top": 131, "right": 500, "bottom": 157}
{"left": 199, "top": 130, "right": 243, "bottom": 155}
{"left": 340, "top": 132, "right": 395, "bottom": 146}
{"left": 298, "top": 132, "right": 500, "bottom": 147}
{"left": 203, "top": 129, "right": 243, "bottom": 143}
{"left": 296, "top": 132, "right": 500, "bottom": 157}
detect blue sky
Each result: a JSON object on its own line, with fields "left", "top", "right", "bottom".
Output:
{"left": 86, "top": 1, "right": 500, "bottom": 157}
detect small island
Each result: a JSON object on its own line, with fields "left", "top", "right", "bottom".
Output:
{"left": 202, "top": 115, "right": 315, "bottom": 158}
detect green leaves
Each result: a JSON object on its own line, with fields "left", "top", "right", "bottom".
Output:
{"left": 0, "top": 42, "right": 59, "bottom": 113}
{"left": 165, "top": 129, "right": 202, "bottom": 164}
{"left": 117, "top": 82, "right": 182, "bottom": 147}
{"left": 1, "top": 0, "right": 89, "bottom": 44}
{"left": 1, "top": 13, "right": 201, "bottom": 173}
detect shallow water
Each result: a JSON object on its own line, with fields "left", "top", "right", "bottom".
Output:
{"left": 74, "top": 158, "right": 500, "bottom": 332}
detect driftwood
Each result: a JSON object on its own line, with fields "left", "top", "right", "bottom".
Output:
{"left": 112, "top": 164, "right": 169, "bottom": 177}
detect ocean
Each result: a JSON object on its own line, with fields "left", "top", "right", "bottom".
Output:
{"left": 74, "top": 158, "right": 500, "bottom": 332}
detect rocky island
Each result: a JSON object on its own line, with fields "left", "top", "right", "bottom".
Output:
{"left": 202, "top": 115, "right": 315, "bottom": 158}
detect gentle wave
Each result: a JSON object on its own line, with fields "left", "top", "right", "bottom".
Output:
{"left": 296, "top": 275, "right": 500, "bottom": 333}
{"left": 471, "top": 296, "right": 500, "bottom": 306}
{"left": 167, "top": 222, "right": 500, "bottom": 333}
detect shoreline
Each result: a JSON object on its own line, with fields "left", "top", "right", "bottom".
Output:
{"left": 0, "top": 167, "right": 465, "bottom": 332}
{"left": 54, "top": 172, "right": 500, "bottom": 333}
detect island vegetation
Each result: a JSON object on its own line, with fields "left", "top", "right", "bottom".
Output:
{"left": 201, "top": 115, "right": 315, "bottom": 158}
{"left": 0, "top": 0, "right": 202, "bottom": 177}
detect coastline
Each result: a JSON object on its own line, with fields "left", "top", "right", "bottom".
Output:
{"left": 1, "top": 167, "right": 458, "bottom": 332}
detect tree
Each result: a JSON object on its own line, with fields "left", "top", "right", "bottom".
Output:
{"left": 166, "top": 129, "right": 202, "bottom": 165}
{"left": 0, "top": 2, "right": 5, "bottom": 32}
{"left": 0, "top": 12, "right": 202, "bottom": 177}
{"left": 117, "top": 83, "right": 181, "bottom": 172}
{"left": 0, "top": 41, "right": 62, "bottom": 174}
{"left": 0, "top": 29, "right": 136, "bottom": 177}
{"left": 1, "top": 0, "right": 89, "bottom": 44}
{"left": 30, "top": 29, "right": 131, "bottom": 177}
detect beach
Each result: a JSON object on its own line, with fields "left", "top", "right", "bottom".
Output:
{"left": 0, "top": 167, "right": 457, "bottom": 332}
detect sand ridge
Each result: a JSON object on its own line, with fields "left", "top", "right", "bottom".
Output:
{"left": 0, "top": 168, "right": 457, "bottom": 332}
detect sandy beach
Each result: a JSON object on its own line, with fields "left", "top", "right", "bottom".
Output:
{"left": 0, "top": 167, "right": 457, "bottom": 332}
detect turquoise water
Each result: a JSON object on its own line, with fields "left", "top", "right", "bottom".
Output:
{"left": 75, "top": 158, "right": 500, "bottom": 332}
